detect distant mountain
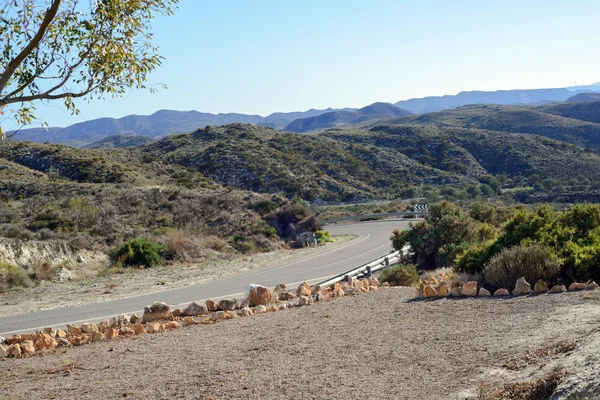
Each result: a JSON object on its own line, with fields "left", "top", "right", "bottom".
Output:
{"left": 394, "top": 87, "right": 594, "bottom": 114}
{"left": 12, "top": 108, "right": 353, "bottom": 147}
{"left": 284, "top": 102, "right": 412, "bottom": 132}
{"left": 84, "top": 134, "right": 155, "bottom": 149}
{"left": 565, "top": 92, "right": 600, "bottom": 103}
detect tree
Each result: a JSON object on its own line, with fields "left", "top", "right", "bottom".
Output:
{"left": 0, "top": 0, "right": 178, "bottom": 138}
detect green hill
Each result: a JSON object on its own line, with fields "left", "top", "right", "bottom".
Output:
{"left": 539, "top": 100, "right": 600, "bottom": 124}
{"left": 84, "top": 134, "right": 155, "bottom": 149}
{"left": 393, "top": 104, "right": 600, "bottom": 151}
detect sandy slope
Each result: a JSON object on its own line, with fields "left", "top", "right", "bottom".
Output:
{"left": 1, "top": 287, "right": 599, "bottom": 399}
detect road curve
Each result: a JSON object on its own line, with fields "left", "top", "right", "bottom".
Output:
{"left": 0, "top": 220, "right": 410, "bottom": 336}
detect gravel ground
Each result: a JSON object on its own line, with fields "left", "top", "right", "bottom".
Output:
{"left": 1, "top": 288, "right": 599, "bottom": 399}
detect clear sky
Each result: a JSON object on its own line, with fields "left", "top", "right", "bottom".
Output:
{"left": 25, "top": 0, "right": 600, "bottom": 127}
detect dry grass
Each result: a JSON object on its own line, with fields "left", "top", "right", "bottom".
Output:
{"left": 503, "top": 341, "right": 577, "bottom": 371}
{"left": 477, "top": 369, "right": 567, "bottom": 400}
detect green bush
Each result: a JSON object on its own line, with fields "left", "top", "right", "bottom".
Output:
{"left": 253, "top": 200, "right": 278, "bottom": 216}
{"left": 230, "top": 233, "right": 256, "bottom": 253}
{"left": 315, "top": 230, "right": 332, "bottom": 243}
{"left": 0, "top": 262, "right": 31, "bottom": 292}
{"left": 115, "top": 238, "right": 166, "bottom": 268}
{"left": 379, "top": 264, "right": 420, "bottom": 286}
{"left": 483, "top": 244, "right": 560, "bottom": 289}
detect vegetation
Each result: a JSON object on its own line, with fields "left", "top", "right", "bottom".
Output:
{"left": 379, "top": 264, "right": 420, "bottom": 286}
{"left": 394, "top": 201, "right": 600, "bottom": 287}
{"left": 115, "top": 238, "right": 167, "bottom": 268}
{"left": 0, "top": 0, "right": 177, "bottom": 138}
{"left": 0, "top": 261, "right": 31, "bottom": 292}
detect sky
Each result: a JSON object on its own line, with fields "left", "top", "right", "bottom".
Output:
{"left": 16, "top": 0, "right": 600, "bottom": 128}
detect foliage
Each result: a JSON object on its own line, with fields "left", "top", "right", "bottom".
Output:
{"left": 483, "top": 244, "right": 560, "bottom": 289}
{"left": 315, "top": 230, "right": 332, "bottom": 243}
{"left": 114, "top": 237, "right": 166, "bottom": 268}
{"left": 0, "top": 0, "right": 178, "bottom": 137}
{"left": 379, "top": 264, "right": 420, "bottom": 286}
{"left": 266, "top": 201, "right": 319, "bottom": 241}
{"left": 0, "top": 261, "right": 31, "bottom": 292}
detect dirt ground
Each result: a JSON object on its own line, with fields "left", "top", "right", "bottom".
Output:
{"left": 0, "top": 236, "right": 355, "bottom": 317}
{"left": 2, "top": 287, "right": 599, "bottom": 399}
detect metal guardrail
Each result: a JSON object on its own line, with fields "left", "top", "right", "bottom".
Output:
{"left": 312, "top": 244, "right": 411, "bottom": 288}
{"left": 321, "top": 211, "right": 428, "bottom": 224}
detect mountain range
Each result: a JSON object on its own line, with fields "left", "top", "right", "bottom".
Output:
{"left": 10, "top": 83, "right": 600, "bottom": 146}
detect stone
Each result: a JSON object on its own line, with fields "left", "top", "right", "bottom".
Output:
{"left": 586, "top": 281, "right": 599, "bottom": 290}
{"left": 119, "top": 327, "right": 135, "bottom": 336}
{"left": 210, "top": 311, "right": 226, "bottom": 321}
{"left": 146, "top": 323, "right": 161, "bottom": 334}
{"left": 35, "top": 333, "right": 57, "bottom": 350}
{"left": 254, "top": 305, "right": 267, "bottom": 314}
{"left": 297, "top": 296, "right": 311, "bottom": 306}
{"left": 351, "top": 277, "right": 361, "bottom": 289}
{"left": 0, "top": 336, "right": 4, "bottom": 345}
{"left": 311, "top": 285, "right": 322, "bottom": 295}
{"left": 336, "top": 288, "right": 345, "bottom": 297}
{"left": 478, "top": 288, "right": 492, "bottom": 297}
{"left": 313, "top": 291, "right": 324, "bottom": 302}
{"left": 67, "top": 324, "right": 83, "bottom": 336}
{"left": 130, "top": 313, "right": 141, "bottom": 324}
{"left": 172, "top": 308, "right": 184, "bottom": 317}
{"left": 382, "top": 282, "right": 390, "bottom": 287}
{"left": 97, "top": 321, "right": 109, "bottom": 332}
{"left": 9, "top": 344, "right": 21, "bottom": 357}
{"left": 246, "top": 284, "right": 277, "bottom": 307}
{"left": 494, "top": 288, "right": 510, "bottom": 296}
{"left": 217, "top": 298, "right": 237, "bottom": 311}
{"left": 238, "top": 308, "right": 253, "bottom": 317}
{"left": 183, "top": 301, "right": 208, "bottom": 316}
{"left": 239, "top": 299, "right": 250, "bottom": 309}
{"left": 344, "top": 287, "right": 361, "bottom": 296}
{"left": 0, "top": 344, "right": 8, "bottom": 358}
{"left": 274, "top": 283, "right": 296, "bottom": 301}
{"left": 20, "top": 340, "right": 35, "bottom": 356}
{"left": 437, "top": 282, "right": 450, "bottom": 297}
{"left": 58, "top": 337, "right": 70, "bottom": 348}
{"left": 71, "top": 336, "right": 83, "bottom": 346}
{"left": 105, "top": 328, "right": 119, "bottom": 339}
{"left": 569, "top": 282, "right": 587, "bottom": 291}
{"left": 534, "top": 279, "right": 549, "bottom": 293}
{"left": 92, "top": 331, "right": 105, "bottom": 342}
{"left": 43, "top": 327, "right": 57, "bottom": 338}
{"left": 5, "top": 335, "right": 22, "bottom": 345}
{"left": 296, "top": 281, "right": 311, "bottom": 297}
{"left": 513, "top": 277, "right": 532, "bottom": 296}
{"left": 423, "top": 285, "right": 437, "bottom": 298}
{"left": 361, "top": 280, "right": 370, "bottom": 291}
{"left": 463, "top": 281, "right": 478, "bottom": 297}
{"left": 168, "top": 321, "right": 180, "bottom": 329}
{"left": 80, "top": 323, "right": 98, "bottom": 334}
{"left": 134, "top": 324, "right": 146, "bottom": 335}
{"left": 224, "top": 311, "right": 237, "bottom": 319}
{"left": 142, "top": 302, "right": 173, "bottom": 323}
{"left": 182, "top": 317, "right": 199, "bottom": 326}
{"left": 550, "top": 285, "right": 567, "bottom": 293}
{"left": 56, "top": 329, "right": 67, "bottom": 338}
{"left": 205, "top": 299, "right": 216, "bottom": 312}
{"left": 369, "top": 285, "right": 379, "bottom": 292}
{"left": 368, "top": 277, "right": 380, "bottom": 287}
{"left": 109, "top": 314, "right": 130, "bottom": 328}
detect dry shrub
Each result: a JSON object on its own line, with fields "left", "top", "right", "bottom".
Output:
{"left": 200, "top": 236, "right": 229, "bottom": 252}
{"left": 477, "top": 369, "right": 567, "bottom": 400}
{"left": 165, "top": 230, "right": 207, "bottom": 262}
{"left": 33, "top": 261, "right": 57, "bottom": 281}
{"left": 483, "top": 244, "right": 560, "bottom": 289}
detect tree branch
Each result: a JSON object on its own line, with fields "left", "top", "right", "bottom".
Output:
{"left": 0, "top": 0, "right": 63, "bottom": 95}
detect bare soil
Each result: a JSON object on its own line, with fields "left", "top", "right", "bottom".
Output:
{"left": 1, "top": 287, "right": 599, "bottom": 399}
{"left": 0, "top": 236, "right": 355, "bottom": 317}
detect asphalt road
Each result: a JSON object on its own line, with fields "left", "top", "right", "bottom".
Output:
{"left": 0, "top": 220, "right": 409, "bottom": 336}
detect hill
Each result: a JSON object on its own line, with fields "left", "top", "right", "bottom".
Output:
{"left": 539, "top": 101, "right": 600, "bottom": 125}
{"left": 394, "top": 87, "right": 583, "bottom": 113}
{"left": 393, "top": 104, "right": 600, "bottom": 151}
{"left": 284, "top": 103, "right": 412, "bottom": 132}
{"left": 142, "top": 123, "right": 600, "bottom": 201}
{"left": 566, "top": 92, "right": 600, "bottom": 103}
{"left": 84, "top": 134, "right": 155, "bottom": 149}
{"left": 12, "top": 108, "right": 355, "bottom": 147}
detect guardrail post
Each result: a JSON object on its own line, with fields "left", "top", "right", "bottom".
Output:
{"left": 366, "top": 266, "right": 372, "bottom": 277}
{"left": 384, "top": 257, "right": 389, "bottom": 267}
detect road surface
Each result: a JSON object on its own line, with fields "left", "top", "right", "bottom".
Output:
{"left": 0, "top": 220, "right": 409, "bottom": 336}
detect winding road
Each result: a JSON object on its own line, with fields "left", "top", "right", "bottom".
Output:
{"left": 0, "top": 220, "right": 410, "bottom": 337}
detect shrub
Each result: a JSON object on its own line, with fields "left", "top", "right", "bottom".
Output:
{"left": 33, "top": 261, "right": 57, "bottom": 281}
{"left": 315, "top": 230, "right": 332, "bottom": 243}
{"left": 114, "top": 238, "right": 166, "bottom": 268}
{"left": 0, "top": 262, "right": 31, "bottom": 292}
{"left": 253, "top": 200, "right": 278, "bottom": 216}
{"left": 200, "top": 236, "right": 229, "bottom": 252}
{"left": 379, "top": 264, "right": 420, "bottom": 286}
{"left": 230, "top": 233, "right": 256, "bottom": 253}
{"left": 483, "top": 244, "right": 560, "bottom": 289}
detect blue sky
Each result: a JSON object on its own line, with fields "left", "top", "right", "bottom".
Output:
{"left": 25, "top": 0, "right": 600, "bottom": 127}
